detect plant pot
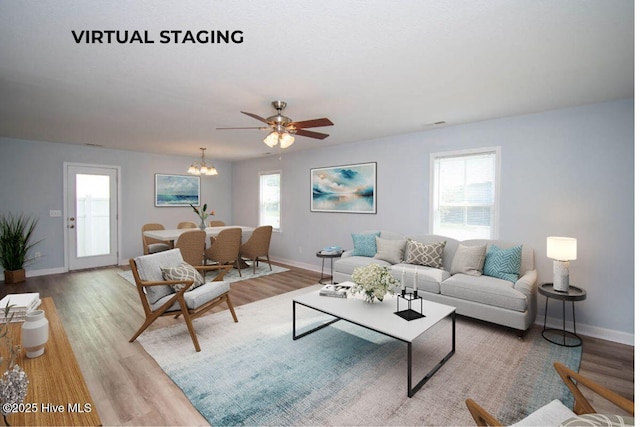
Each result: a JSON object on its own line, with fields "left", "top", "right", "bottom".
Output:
{"left": 4, "top": 269, "right": 25, "bottom": 284}
{"left": 21, "top": 309, "right": 49, "bottom": 358}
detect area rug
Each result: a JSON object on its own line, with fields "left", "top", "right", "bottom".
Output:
{"left": 138, "top": 286, "right": 582, "bottom": 426}
{"left": 118, "top": 263, "right": 289, "bottom": 286}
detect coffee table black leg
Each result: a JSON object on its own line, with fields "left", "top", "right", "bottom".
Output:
{"left": 407, "top": 312, "right": 456, "bottom": 397}
{"left": 292, "top": 301, "right": 340, "bottom": 340}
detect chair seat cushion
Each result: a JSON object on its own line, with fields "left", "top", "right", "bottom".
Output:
{"left": 148, "top": 242, "right": 171, "bottom": 254}
{"left": 134, "top": 249, "right": 184, "bottom": 304}
{"left": 513, "top": 399, "right": 576, "bottom": 426}
{"left": 151, "top": 280, "right": 231, "bottom": 312}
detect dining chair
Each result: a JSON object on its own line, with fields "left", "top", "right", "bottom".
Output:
{"left": 209, "top": 220, "right": 226, "bottom": 227}
{"left": 177, "top": 221, "right": 197, "bottom": 229}
{"left": 238, "top": 225, "right": 273, "bottom": 274}
{"left": 465, "top": 362, "right": 634, "bottom": 426}
{"left": 141, "top": 223, "right": 171, "bottom": 255}
{"left": 174, "top": 230, "right": 206, "bottom": 267}
{"left": 205, "top": 227, "right": 243, "bottom": 277}
{"left": 129, "top": 249, "right": 237, "bottom": 352}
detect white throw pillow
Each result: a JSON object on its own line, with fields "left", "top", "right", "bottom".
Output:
{"left": 373, "top": 237, "right": 407, "bottom": 264}
{"left": 450, "top": 244, "right": 487, "bottom": 276}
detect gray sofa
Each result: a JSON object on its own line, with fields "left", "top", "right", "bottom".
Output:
{"left": 333, "top": 231, "right": 537, "bottom": 332}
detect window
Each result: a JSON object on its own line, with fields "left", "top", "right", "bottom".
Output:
{"left": 259, "top": 171, "right": 281, "bottom": 231}
{"left": 430, "top": 148, "right": 500, "bottom": 240}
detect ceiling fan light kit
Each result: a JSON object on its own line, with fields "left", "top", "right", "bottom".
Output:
{"left": 188, "top": 147, "right": 218, "bottom": 176}
{"left": 218, "top": 100, "right": 334, "bottom": 150}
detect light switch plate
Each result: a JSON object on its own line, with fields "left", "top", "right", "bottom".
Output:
{"left": 49, "top": 210, "right": 62, "bottom": 217}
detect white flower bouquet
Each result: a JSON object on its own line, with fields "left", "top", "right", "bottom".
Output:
{"left": 350, "top": 263, "right": 399, "bottom": 303}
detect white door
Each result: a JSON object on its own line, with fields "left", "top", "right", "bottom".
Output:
{"left": 66, "top": 165, "right": 119, "bottom": 270}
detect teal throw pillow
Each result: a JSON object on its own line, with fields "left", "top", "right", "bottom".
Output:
{"left": 483, "top": 245, "right": 522, "bottom": 283}
{"left": 351, "top": 232, "right": 381, "bottom": 257}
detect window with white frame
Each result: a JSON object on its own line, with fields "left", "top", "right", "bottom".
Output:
{"left": 430, "top": 148, "right": 500, "bottom": 240}
{"left": 259, "top": 171, "right": 281, "bottom": 231}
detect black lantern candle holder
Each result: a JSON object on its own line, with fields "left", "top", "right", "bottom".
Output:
{"left": 394, "top": 288, "right": 425, "bottom": 321}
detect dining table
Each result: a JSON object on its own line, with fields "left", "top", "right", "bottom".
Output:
{"left": 143, "top": 225, "right": 255, "bottom": 244}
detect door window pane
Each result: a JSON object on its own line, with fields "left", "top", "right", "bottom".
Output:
{"left": 76, "top": 174, "right": 110, "bottom": 257}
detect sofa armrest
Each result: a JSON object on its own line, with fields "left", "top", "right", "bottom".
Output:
{"left": 341, "top": 250, "right": 354, "bottom": 258}
{"left": 514, "top": 269, "right": 537, "bottom": 297}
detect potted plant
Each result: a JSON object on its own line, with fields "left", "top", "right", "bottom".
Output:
{"left": 0, "top": 213, "right": 42, "bottom": 284}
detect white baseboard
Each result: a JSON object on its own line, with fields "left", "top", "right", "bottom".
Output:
{"left": 1, "top": 267, "right": 67, "bottom": 281}
{"left": 270, "top": 256, "right": 320, "bottom": 275}
{"left": 534, "top": 314, "right": 634, "bottom": 346}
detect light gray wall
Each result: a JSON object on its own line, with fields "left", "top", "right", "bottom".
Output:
{"left": 232, "top": 99, "right": 634, "bottom": 341}
{"left": 0, "top": 139, "right": 233, "bottom": 270}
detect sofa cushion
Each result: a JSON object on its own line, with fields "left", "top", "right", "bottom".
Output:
{"left": 161, "top": 262, "right": 205, "bottom": 292}
{"left": 374, "top": 237, "right": 407, "bottom": 264}
{"left": 483, "top": 245, "right": 522, "bottom": 283}
{"left": 390, "top": 263, "right": 448, "bottom": 294}
{"left": 351, "top": 232, "right": 381, "bottom": 257}
{"left": 405, "top": 239, "right": 446, "bottom": 268}
{"left": 450, "top": 244, "right": 486, "bottom": 276}
{"left": 441, "top": 274, "right": 527, "bottom": 312}
{"left": 334, "top": 256, "right": 391, "bottom": 276}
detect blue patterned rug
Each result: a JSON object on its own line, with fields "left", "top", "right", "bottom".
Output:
{"left": 138, "top": 287, "right": 582, "bottom": 426}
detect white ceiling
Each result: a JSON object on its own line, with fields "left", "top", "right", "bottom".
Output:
{"left": 0, "top": 1, "right": 633, "bottom": 162}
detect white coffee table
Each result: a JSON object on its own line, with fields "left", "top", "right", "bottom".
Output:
{"left": 292, "top": 290, "right": 455, "bottom": 397}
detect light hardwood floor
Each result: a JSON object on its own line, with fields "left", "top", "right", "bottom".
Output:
{"left": 1, "top": 264, "right": 634, "bottom": 425}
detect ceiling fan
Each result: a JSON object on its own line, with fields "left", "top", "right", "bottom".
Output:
{"left": 217, "top": 100, "right": 334, "bottom": 149}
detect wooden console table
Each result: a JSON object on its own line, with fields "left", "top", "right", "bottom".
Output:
{"left": 5, "top": 297, "right": 101, "bottom": 426}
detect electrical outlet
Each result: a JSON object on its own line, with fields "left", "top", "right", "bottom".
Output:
{"left": 49, "top": 210, "right": 62, "bottom": 217}
{"left": 34, "top": 252, "right": 41, "bottom": 258}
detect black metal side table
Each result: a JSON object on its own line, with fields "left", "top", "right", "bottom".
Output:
{"left": 315, "top": 250, "right": 343, "bottom": 284}
{"left": 538, "top": 283, "right": 587, "bottom": 347}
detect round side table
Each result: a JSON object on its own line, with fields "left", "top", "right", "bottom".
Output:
{"left": 315, "top": 250, "right": 343, "bottom": 284}
{"left": 538, "top": 283, "right": 587, "bottom": 347}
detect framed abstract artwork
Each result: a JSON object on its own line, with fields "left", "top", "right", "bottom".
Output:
{"left": 155, "top": 174, "right": 201, "bottom": 207}
{"left": 311, "top": 162, "right": 377, "bottom": 213}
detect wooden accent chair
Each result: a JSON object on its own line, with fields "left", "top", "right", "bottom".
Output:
{"left": 205, "top": 227, "right": 243, "bottom": 277}
{"left": 175, "top": 230, "right": 206, "bottom": 267}
{"left": 141, "top": 223, "right": 171, "bottom": 255}
{"left": 177, "top": 221, "right": 197, "bottom": 229}
{"left": 129, "top": 249, "right": 238, "bottom": 352}
{"left": 238, "top": 225, "right": 273, "bottom": 274}
{"left": 466, "top": 362, "right": 634, "bottom": 426}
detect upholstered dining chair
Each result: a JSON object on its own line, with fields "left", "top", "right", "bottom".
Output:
{"left": 174, "top": 230, "right": 207, "bottom": 268}
{"left": 238, "top": 225, "right": 273, "bottom": 274}
{"left": 466, "top": 362, "right": 634, "bottom": 426}
{"left": 177, "top": 221, "right": 197, "bottom": 229}
{"left": 208, "top": 220, "right": 226, "bottom": 245}
{"left": 141, "top": 223, "right": 171, "bottom": 255}
{"left": 205, "top": 227, "right": 243, "bottom": 277}
{"left": 129, "top": 249, "right": 237, "bottom": 352}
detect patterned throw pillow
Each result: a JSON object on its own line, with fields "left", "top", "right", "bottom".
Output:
{"left": 405, "top": 240, "right": 446, "bottom": 269}
{"left": 352, "top": 232, "right": 381, "bottom": 257}
{"left": 161, "top": 262, "right": 205, "bottom": 292}
{"left": 483, "top": 245, "right": 522, "bottom": 283}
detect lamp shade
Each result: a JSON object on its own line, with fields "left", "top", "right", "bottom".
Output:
{"left": 546, "top": 237, "right": 577, "bottom": 261}
{"left": 279, "top": 132, "right": 295, "bottom": 149}
{"left": 263, "top": 132, "right": 279, "bottom": 148}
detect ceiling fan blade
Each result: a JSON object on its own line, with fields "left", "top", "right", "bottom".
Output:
{"left": 241, "top": 111, "right": 270, "bottom": 124}
{"left": 294, "top": 129, "right": 330, "bottom": 140}
{"left": 216, "top": 126, "right": 267, "bottom": 130}
{"left": 290, "top": 118, "right": 334, "bottom": 129}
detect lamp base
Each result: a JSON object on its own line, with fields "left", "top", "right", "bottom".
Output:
{"left": 552, "top": 260, "right": 570, "bottom": 292}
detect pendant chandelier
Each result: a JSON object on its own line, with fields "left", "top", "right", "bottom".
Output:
{"left": 187, "top": 147, "right": 218, "bottom": 176}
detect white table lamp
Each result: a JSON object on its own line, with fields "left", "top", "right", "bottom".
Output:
{"left": 546, "top": 237, "right": 577, "bottom": 292}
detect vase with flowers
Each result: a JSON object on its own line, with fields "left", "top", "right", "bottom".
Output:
{"left": 189, "top": 203, "right": 215, "bottom": 230}
{"left": 350, "top": 263, "right": 399, "bottom": 303}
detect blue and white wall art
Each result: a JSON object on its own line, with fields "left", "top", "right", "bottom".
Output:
{"left": 311, "top": 162, "right": 376, "bottom": 213}
{"left": 155, "top": 174, "right": 201, "bottom": 206}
